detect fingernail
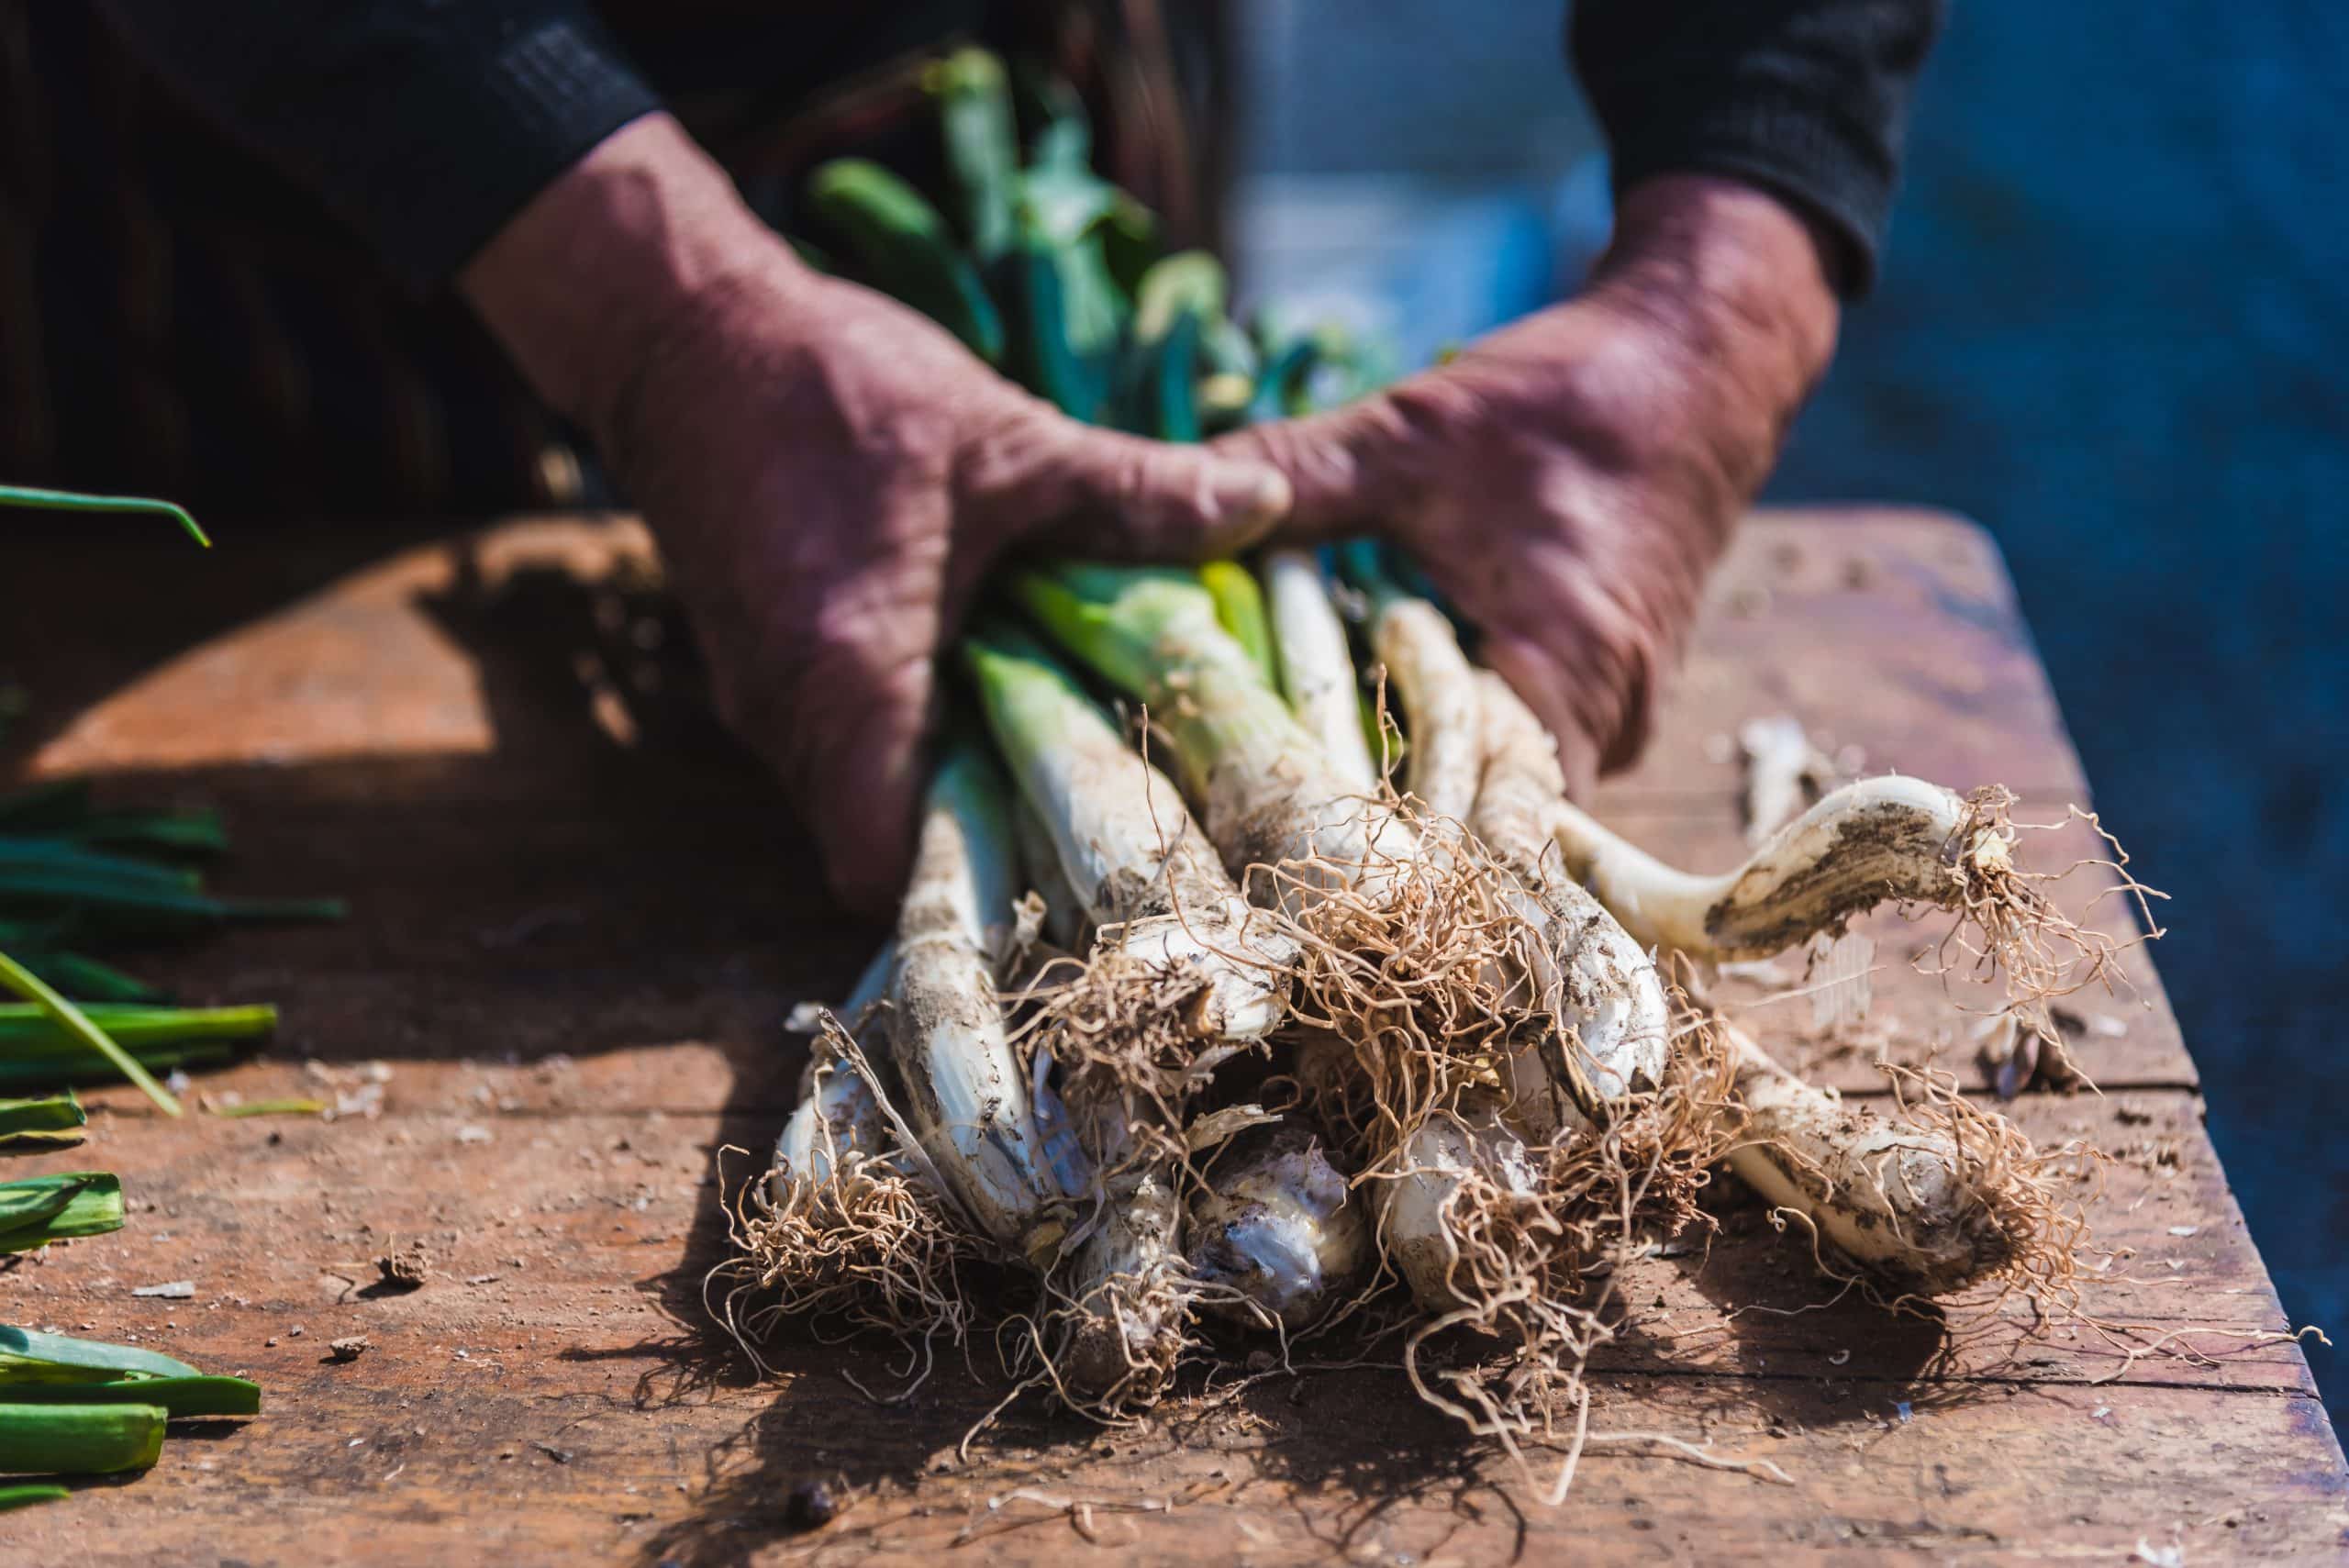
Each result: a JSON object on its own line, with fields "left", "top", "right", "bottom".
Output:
{"left": 1212, "top": 464, "right": 1292, "bottom": 529}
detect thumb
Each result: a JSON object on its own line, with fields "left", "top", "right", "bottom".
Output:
{"left": 963, "top": 406, "right": 1290, "bottom": 562}
{"left": 1208, "top": 395, "right": 1407, "bottom": 543}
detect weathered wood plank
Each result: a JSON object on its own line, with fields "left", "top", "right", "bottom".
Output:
{"left": 0, "top": 1090, "right": 2332, "bottom": 1564}
{"left": 1598, "top": 508, "right": 2092, "bottom": 808}
{"left": 2, "top": 507, "right": 2338, "bottom": 1564}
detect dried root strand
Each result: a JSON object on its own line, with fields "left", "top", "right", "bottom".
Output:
{"left": 711, "top": 1023, "right": 992, "bottom": 1379}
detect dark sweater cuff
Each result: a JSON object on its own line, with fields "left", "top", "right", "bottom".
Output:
{"left": 328, "top": 17, "right": 662, "bottom": 286}
{"left": 100, "top": 2, "right": 662, "bottom": 289}
{"left": 1602, "top": 85, "right": 1894, "bottom": 296}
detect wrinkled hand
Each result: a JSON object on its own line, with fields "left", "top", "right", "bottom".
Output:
{"left": 464, "top": 116, "right": 1286, "bottom": 913}
{"left": 1219, "top": 175, "right": 1842, "bottom": 795}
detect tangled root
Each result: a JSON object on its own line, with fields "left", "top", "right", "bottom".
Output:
{"left": 1241, "top": 799, "right": 1741, "bottom": 1467}
{"left": 1867, "top": 1058, "right": 2098, "bottom": 1311}
{"left": 1925, "top": 788, "right": 2166, "bottom": 1086}
{"left": 709, "top": 1143, "right": 986, "bottom": 1391}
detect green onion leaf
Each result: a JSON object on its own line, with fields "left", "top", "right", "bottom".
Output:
{"left": 0, "top": 485, "right": 207, "bottom": 548}
{"left": 0, "top": 1328, "right": 200, "bottom": 1382}
{"left": 0, "top": 952, "right": 183, "bottom": 1116}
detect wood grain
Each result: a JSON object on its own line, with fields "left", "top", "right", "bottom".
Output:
{"left": 1, "top": 508, "right": 2339, "bottom": 1564}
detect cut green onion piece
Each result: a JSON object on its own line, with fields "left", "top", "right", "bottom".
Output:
{"left": 0, "top": 1093, "right": 84, "bottom": 1154}
{"left": 1199, "top": 560, "right": 1278, "bottom": 689}
{"left": 0, "top": 1481, "right": 68, "bottom": 1510}
{"left": 0, "top": 953, "right": 183, "bottom": 1116}
{"left": 207, "top": 1097, "right": 324, "bottom": 1119}
{"left": 0, "top": 1377, "right": 259, "bottom": 1418}
{"left": 0, "top": 1003, "right": 275, "bottom": 1047}
{"left": 0, "top": 1402, "right": 166, "bottom": 1474}
{"left": 0, "top": 1173, "right": 125, "bottom": 1252}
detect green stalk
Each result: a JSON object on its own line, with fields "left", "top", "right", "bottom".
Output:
{"left": 0, "top": 484, "right": 207, "bottom": 548}
{"left": 0, "top": 1482, "right": 68, "bottom": 1510}
{"left": 0, "top": 1173, "right": 125, "bottom": 1251}
{"left": 0, "top": 1002, "right": 278, "bottom": 1047}
{"left": 807, "top": 160, "right": 1005, "bottom": 362}
{"left": 963, "top": 617, "right": 1293, "bottom": 1030}
{"left": 0, "top": 1403, "right": 165, "bottom": 1474}
{"left": 1011, "top": 565, "right": 1307, "bottom": 807}
{"left": 0, "top": 953, "right": 183, "bottom": 1116}
{"left": 1198, "top": 561, "right": 1277, "bottom": 688}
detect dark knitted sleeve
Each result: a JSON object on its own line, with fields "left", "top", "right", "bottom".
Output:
{"left": 97, "top": 1, "right": 662, "bottom": 288}
{"left": 1570, "top": 0, "right": 1947, "bottom": 295}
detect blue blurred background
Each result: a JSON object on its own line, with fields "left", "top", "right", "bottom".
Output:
{"left": 1230, "top": 1, "right": 2346, "bottom": 1417}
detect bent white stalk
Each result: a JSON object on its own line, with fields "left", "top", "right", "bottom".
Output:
{"left": 1264, "top": 550, "right": 1376, "bottom": 795}
{"left": 881, "top": 739, "right": 1065, "bottom": 1262}
{"left": 1186, "top": 1122, "right": 1368, "bottom": 1329}
{"left": 1723, "top": 1023, "right": 2032, "bottom": 1295}
{"left": 1542, "top": 773, "right": 2008, "bottom": 962}
{"left": 1465, "top": 677, "right": 1674, "bottom": 1139}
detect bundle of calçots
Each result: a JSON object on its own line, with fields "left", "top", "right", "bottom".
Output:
{"left": 723, "top": 50, "right": 2119, "bottom": 1460}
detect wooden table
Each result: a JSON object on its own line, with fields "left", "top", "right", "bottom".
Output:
{"left": 3, "top": 509, "right": 2342, "bottom": 1563}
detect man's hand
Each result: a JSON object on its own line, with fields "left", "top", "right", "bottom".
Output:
{"left": 462, "top": 116, "right": 1287, "bottom": 914}
{"left": 1218, "top": 175, "right": 1841, "bottom": 795}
